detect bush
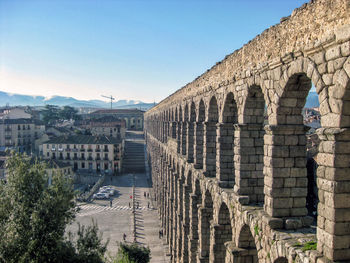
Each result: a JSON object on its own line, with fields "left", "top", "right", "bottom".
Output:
{"left": 115, "top": 243, "right": 150, "bottom": 263}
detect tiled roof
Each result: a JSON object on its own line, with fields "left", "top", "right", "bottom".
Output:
{"left": 91, "top": 109, "right": 145, "bottom": 114}
{"left": 46, "top": 135, "right": 120, "bottom": 144}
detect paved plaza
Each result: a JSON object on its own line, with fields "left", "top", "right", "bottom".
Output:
{"left": 68, "top": 173, "right": 169, "bottom": 262}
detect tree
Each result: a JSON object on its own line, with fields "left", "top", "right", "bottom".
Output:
{"left": 0, "top": 154, "right": 108, "bottom": 263}
{"left": 42, "top": 104, "right": 60, "bottom": 125}
{"left": 115, "top": 243, "right": 150, "bottom": 263}
{"left": 59, "top": 106, "right": 81, "bottom": 121}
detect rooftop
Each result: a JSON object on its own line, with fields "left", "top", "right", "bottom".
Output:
{"left": 46, "top": 135, "right": 121, "bottom": 145}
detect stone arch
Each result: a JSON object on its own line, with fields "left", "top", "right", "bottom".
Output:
{"left": 187, "top": 101, "right": 196, "bottom": 163}
{"left": 198, "top": 190, "right": 214, "bottom": 260}
{"left": 315, "top": 77, "right": 350, "bottom": 260}
{"left": 264, "top": 71, "right": 316, "bottom": 218}
{"left": 194, "top": 100, "right": 206, "bottom": 168}
{"left": 188, "top": 178, "right": 202, "bottom": 262}
{"left": 235, "top": 84, "right": 266, "bottom": 203}
{"left": 210, "top": 202, "right": 233, "bottom": 263}
{"left": 182, "top": 104, "right": 189, "bottom": 155}
{"left": 204, "top": 96, "right": 219, "bottom": 177}
{"left": 217, "top": 92, "right": 238, "bottom": 188}
{"left": 236, "top": 224, "right": 258, "bottom": 263}
{"left": 177, "top": 106, "right": 183, "bottom": 153}
{"left": 181, "top": 169, "right": 192, "bottom": 262}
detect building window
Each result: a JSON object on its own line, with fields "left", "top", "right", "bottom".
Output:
{"left": 81, "top": 162, "right": 85, "bottom": 169}
{"left": 47, "top": 144, "right": 50, "bottom": 149}
{"left": 47, "top": 152, "right": 49, "bottom": 157}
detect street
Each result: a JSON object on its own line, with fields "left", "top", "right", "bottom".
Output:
{"left": 67, "top": 173, "right": 169, "bottom": 262}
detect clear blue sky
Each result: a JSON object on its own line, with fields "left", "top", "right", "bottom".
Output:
{"left": 0, "top": 0, "right": 307, "bottom": 103}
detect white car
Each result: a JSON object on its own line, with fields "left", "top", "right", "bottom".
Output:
{"left": 99, "top": 189, "right": 114, "bottom": 196}
{"left": 93, "top": 193, "right": 109, "bottom": 199}
{"left": 100, "top": 186, "right": 115, "bottom": 195}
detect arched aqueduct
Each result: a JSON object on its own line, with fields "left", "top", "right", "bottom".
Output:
{"left": 144, "top": 1, "right": 350, "bottom": 262}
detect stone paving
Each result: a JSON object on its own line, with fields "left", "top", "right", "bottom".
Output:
{"left": 67, "top": 173, "right": 169, "bottom": 262}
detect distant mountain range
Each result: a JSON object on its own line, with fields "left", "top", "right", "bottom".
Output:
{"left": 0, "top": 90, "right": 319, "bottom": 110}
{"left": 0, "top": 91, "right": 155, "bottom": 110}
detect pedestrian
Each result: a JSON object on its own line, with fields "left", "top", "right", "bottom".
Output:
{"left": 147, "top": 193, "right": 149, "bottom": 198}
{"left": 129, "top": 202, "right": 131, "bottom": 208}
{"left": 148, "top": 202, "right": 150, "bottom": 208}
{"left": 123, "top": 233, "right": 126, "bottom": 241}
{"left": 144, "top": 192, "right": 146, "bottom": 197}
{"left": 110, "top": 176, "right": 112, "bottom": 182}
{"left": 110, "top": 199, "right": 112, "bottom": 207}
{"left": 160, "top": 229, "right": 163, "bottom": 238}
{"left": 137, "top": 202, "right": 139, "bottom": 209}
{"left": 159, "top": 230, "right": 161, "bottom": 239}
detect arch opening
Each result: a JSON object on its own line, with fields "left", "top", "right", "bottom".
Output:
{"left": 194, "top": 100, "right": 205, "bottom": 169}
{"left": 204, "top": 97, "right": 218, "bottom": 177}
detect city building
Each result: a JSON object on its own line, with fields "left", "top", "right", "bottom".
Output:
{"left": 87, "top": 109, "right": 144, "bottom": 130}
{"left": 0, "top": 107, "right": 31, "bottom": 119}
{"left": 0, "top": 118, "right": 45, "bottom": 152}
{"left": 77, "top": 116, "right": 126, "bottom": 139}
{"left": 42, "top": 135, "right": 123, "bottom": 175}
{"left": 90, "top": 116, "right": 126, "bottom": 139}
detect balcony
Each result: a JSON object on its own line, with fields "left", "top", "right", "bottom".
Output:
{"left": 72, "top": 148, "right": 78, "bottom": 152}
{"left": 96, "top": 157, "right": 101, "bottom": 160}
{"left": 95, "top": 149, "right": 101, "bottom": 152}
{"left": 87, "top": 149, "right": 93, "bottom": 152}
{"left": 66, "top": 157, "right": 71, "bottom": 160}
{"left": 65, "top": 148, "right": 71, "bottom": 152}
{"left": 87, "top": 157, "right": 93, "bottom": 161}
{"left": 104, "top": 157, "right": 109, "bottom": 161}
{"left": 73, "top": 157, "right": 78, "bottom": 160}
{"left": 51, "top": 148, "right": 56, "bottom": 151}
{"left": 5, "top": 135, "right": 12, "bottom": 140}
{"left": 58, "top": 148, "right": 64, "bottom": 152}
{"left": 5, "top": 127, "right": 11, "bottom": 132}
{"left": 104, "top": 148, "right": 109, "bottom": 152}
{"left": 79, "top": 157, "right": 86, "bottom": 160}
{"left": 80, "top": 148, "right": 85, "bottom": 152}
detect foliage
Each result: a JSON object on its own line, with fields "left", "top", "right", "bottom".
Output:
{"left": 42, "top": 104, "right": 60, "bottom": 125}
{"left": 59, "top": 106, "right": 81, "bottom": 121}
{"left": 254, "top": 224, "right": 260, "bottom": 236}
{"left": 292, "top": 240, "right": 317, "bottom": 252}
{"left": 301, "top": 241, "right": 317, "bottom": 252}
{"left": 115, "top": 243, "right": 150, "bottom": 263}
{"left": 41, "top": 105, "right": 81, "bottom": 125}
{"left": 0, "top": 154, "right": 108, "bottom": 263}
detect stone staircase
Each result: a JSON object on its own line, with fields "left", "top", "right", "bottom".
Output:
{"left": 122, "top": 131, "right": 145, "bottom": 173}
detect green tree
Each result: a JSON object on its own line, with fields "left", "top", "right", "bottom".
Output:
{"left": 0, "top": 154, "right": 108, "bottom": 263}
{"left": 59, "top": 106, "right": 81, "bottom": 121}
{"left": 115, "top": 243, "right": 150, "bottom": 263}
{"left": 42, "top": 104, "right": 60, "bottom": 125}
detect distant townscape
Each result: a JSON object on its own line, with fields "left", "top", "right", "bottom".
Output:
{"left": 0, "top": 106, "right": 144, "bottom": 181}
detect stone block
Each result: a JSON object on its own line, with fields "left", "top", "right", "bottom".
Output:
{"left": 325, "top": 46, "right": 341, "bottom": 61}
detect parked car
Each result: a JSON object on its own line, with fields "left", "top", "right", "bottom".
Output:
{"left": 100, "top": 186, "right": 115, "bottom": 195}
{"left": 93, "top": 193, "right": 109, "bottom": 199}
{"left": 99, "top": 189, "right": 114, "bottom": 196}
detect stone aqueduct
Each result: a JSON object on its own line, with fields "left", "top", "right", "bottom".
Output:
{"left": 144, "top": 1, "right": 350, "bottom": 262}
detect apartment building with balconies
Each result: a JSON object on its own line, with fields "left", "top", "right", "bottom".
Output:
{"left": 42, "top": 135, "right": 123, "bottom": 175}
{"left": 0, "top": 118, "right": 45, "bottom": 152}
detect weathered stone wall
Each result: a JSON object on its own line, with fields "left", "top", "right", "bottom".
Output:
{"left": 145, "top": 0, "right": 350, "bottom": 262}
